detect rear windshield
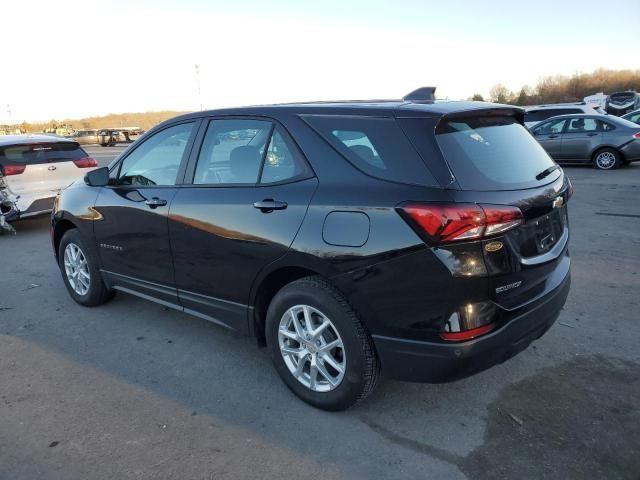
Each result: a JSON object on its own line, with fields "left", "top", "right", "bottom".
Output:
{"left": 525, "top": 108, "right": 582, "bottom": 123}
{"left": 0, "top": 142, "right": 86, "bottom": 165}
{"left": 433, "top": 116, "right": 559, "bottom": 191}
{"left": 301, "top": 115, "right": 437, "bottom": 186}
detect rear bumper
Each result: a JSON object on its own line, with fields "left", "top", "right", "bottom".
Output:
{"left": 373, "top": 268, "right": 571, "bottom": 383}
{"left": 1, "top": 195, "right": 55, "bottom": 222}
{"left": 620, "top": 141, "right": 640, "bottom": 161}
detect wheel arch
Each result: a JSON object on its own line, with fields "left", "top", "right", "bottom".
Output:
{"left": 53, "top": 218, "right": 79, "bottom": 260}
{"left": 592, "top": 145, "right": 625, "bottom": 162}
{"left": 251, "top": 265, "right": 323, "bottom": 346}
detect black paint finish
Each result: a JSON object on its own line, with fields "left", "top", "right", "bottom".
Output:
{"left": 52, "top": 99, "right": 571, "bottom": 383}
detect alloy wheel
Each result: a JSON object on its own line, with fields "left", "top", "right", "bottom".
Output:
{"left": 64, "top": 243, "right": 90, "bottom": 295}
{"left": 278, "top": 305, "right": 346, "bottom": 392}
{"left": 596, "top": 151, "right": 616, "bottom": 169}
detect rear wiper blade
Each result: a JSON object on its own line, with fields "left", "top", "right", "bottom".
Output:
{"left": 535, "top": 165, "right": 560, "bottom": 181}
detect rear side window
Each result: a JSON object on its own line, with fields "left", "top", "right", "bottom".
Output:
{"left": 432, "top": 116, "right": 559, "bottom": 191}
{"left": 566, "top": 118, "right": 599, "bottom": 132}
{"left": 302, "top": 115, "right": 437, "bottom": 186}
{"left": 0, "top": 142, "right": 87, "bottom": 165}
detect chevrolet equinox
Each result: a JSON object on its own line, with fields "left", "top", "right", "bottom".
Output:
{"left": 52, "top": 88, "right": 572, "bottom": 410}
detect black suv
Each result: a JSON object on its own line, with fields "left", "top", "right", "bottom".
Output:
{"left": 52, "top": 89, "right": 572, "bottom": 410}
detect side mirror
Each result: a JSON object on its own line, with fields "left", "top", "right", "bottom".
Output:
{"left": 84, "top": 167, "right": 110, "bottom": 187}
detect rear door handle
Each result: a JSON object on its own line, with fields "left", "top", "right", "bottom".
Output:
{"left": 145, "top": 197, "right": 168, "bottom": 209}
{"left": 587, "top": 132, "right": 598, "bottom": 137}
{"left": 253, "top": 199, "right": 288, "bottom": 212}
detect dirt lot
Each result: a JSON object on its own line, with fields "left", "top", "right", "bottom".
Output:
{"left": 1, "top": 164, "right": 639, "bottom": 480}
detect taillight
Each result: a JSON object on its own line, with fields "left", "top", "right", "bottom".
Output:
{"left": 73, "top": 157, "right": 98, "bottom": 168}
{"left": 400, "top": 203, "right": 523, "bottom": 245}
{"left": 633, "top": 132, "right": 640, "bottom": 140}
{"left": 1, "top": 164, "right": 26, "bottom": 176}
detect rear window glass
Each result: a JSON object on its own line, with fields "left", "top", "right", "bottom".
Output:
{"left": 433, "top": 116, "right": 559, "bottom": 191}
{"left": 0, "top": 142, "right": 86, "bottom": 165}
{"left": 302, "top": 115, "right": 437, "bottom": 186}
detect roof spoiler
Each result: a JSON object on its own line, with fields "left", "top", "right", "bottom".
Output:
{"left": 403, "top": 87, "right": 436, "bottom": 102}
{"left": 441, "top": 107, "right": 525, "bottom": 125}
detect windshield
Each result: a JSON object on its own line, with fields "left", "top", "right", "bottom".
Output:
{"left": 434, "top": 115, "right": 560, "bottom": 191}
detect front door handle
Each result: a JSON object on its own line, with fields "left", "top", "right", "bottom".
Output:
{"left": 145, "top": 197, "right": 168, "bottom": 209}
{"left": 587, "top": 132, "right": 598, "bottom": 137}
{"left": 548, "top": 134, "right": 558, "bottom": 139}
{"left": 253, "top": 199, "right": 288, "bottom": 213}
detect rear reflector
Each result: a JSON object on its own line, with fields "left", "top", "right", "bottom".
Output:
{"left": 1, "top": 164, "right": 26, "bottom": 176}
{"left": 440, "top": 323, "right": 496, "bottom": 341}
{"left": 400, "top": 203, "right": 523, "bottom": 245}
{"left": 73, "top": 157, "right": 98, "bottom": 168}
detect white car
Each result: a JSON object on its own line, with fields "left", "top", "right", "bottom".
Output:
{"left": 0, "top": 135, "right": 97, "bottom": 224}
{"left": 524, "top": 104, "right": 602, "bottom": 129}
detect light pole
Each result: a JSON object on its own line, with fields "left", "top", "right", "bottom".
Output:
{"left": 195, "top": 64, "right": 202, "bottom": 111}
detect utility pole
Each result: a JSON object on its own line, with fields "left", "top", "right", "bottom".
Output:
{"left": 6, "top": 104, "right": 13, "bottom": 126}
{"left": 194, "top": 64, "right": 202, "bottom": 111}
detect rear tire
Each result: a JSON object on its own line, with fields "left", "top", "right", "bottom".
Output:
{"left": 58, "top": 229, "right": 113, "bottom": 306}
{"left": 593, "top": 148, "right": 621, "bottom": 170}
{"left": 266, "top": 276, "right": 380, "bottom": 411}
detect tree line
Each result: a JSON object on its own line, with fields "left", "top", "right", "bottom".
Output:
{"left": 3, "top": 111, "right": 187, "bottom": 134}
{"left": 473, "top": 68, "right": 640, "bottom": 106}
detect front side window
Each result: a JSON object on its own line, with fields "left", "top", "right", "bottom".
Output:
{"left": 117, "top": 122, "right": 194, "bottom": 186}
{"left": 566, "top": 118, "right": 599, "bottom": 133}
{"left": 535, "top": 119, "right": 567, "bottom": 135}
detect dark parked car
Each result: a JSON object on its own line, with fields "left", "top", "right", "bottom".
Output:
{"left": 622, "top": 109, "right": 640, "bottom": 125}
{"left": 605, "top": 91, "right": 640, "bottom": 116}
{"left": 531, "top": 114, "right": 640, "bottom": 169}
{"left": 51, "top": 90, "right": 572, "bottom": 410}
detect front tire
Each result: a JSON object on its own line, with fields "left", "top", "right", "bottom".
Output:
{"left": 593, "top": 148, "right": 621, "bottom": 170}
{"left": 266, "top": 276, "right": 380, "bottom": 411}
{"left": 58, "top": 229, "right": 113, "bottom": 306}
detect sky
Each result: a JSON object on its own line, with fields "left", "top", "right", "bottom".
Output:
{"left": 1, "top": 0, "right": 638, "bottom": 123}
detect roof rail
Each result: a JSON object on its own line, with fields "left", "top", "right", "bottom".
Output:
{"left": 403, "top": 87, "right": 436, "bottom": 102}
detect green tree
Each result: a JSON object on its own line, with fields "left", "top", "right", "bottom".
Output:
{"left": 471, "top": 93, "right": 484, "bottom": 101}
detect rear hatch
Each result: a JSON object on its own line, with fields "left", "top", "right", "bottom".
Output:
{"left": 402, "top": 111, "right": 571, "bottom": 311}
{"left": 0, "top": 141, "right": 96, "bottom": 198}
